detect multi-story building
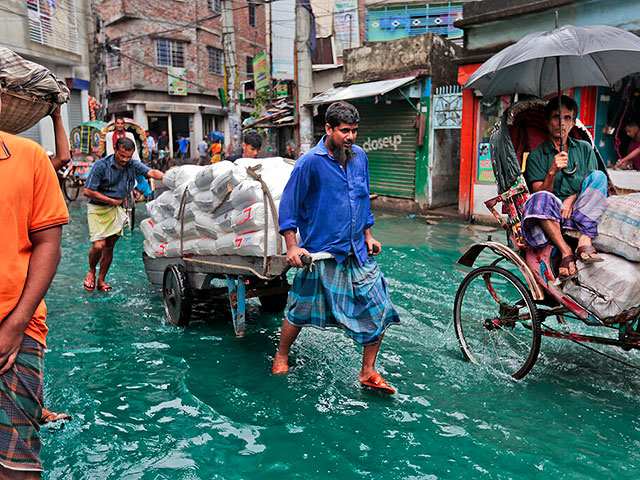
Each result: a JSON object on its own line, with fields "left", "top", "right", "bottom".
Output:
{"left": 99, "top": 0, "right": 266, "bottom": 157}
{"left": 0, "top": 0, "right": 92, "bottom": 151}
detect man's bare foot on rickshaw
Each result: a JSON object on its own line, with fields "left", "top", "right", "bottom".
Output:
{"left": 83, "top": 271, "right": 96, "bottom": 291}
{"left": 576, "top": 236, "right": 604, "bottom": 263}
{"left": 39, "top": 408, "right": 71, "bottom": 425}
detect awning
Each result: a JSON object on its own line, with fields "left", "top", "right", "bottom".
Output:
{"left": 307, "top": 75, "right": 417, "bottom": 105}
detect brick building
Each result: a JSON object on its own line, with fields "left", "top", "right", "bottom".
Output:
{"left": 98, "top": 0, "right": 266, "bottom": 157}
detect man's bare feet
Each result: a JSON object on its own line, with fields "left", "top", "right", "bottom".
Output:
{"left": 272, "top": 351, "right": 289, "bottom": 374}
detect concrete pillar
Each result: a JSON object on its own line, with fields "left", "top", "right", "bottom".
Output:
{"left": 193, "top": 109, "right": 203, "bottom": 158}
{"left": 296, "top": 1, "right": 314, "bottom": 154}
{"left": 80, "top": 89, "right": 90, "bottom": 122}
{"left": 133, "top": 104, "right": 148, "bottom": 130}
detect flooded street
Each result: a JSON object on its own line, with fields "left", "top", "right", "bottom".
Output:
{"left": 42, "top": 203, "right": 640, "bottom": 479}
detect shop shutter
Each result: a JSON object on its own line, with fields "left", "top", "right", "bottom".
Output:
{"left": 18, "top": 124, "right": 41, "bottom": 145}
{"left": 68, "top": 90, "right": 84, "bottom": 128}
{"left": 354, "top": 100, "right": 416, "bottom": 198}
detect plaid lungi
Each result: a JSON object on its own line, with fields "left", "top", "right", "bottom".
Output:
{"left": 522, "top": 170, "right": 607, "bottom": 248}
{"left": 0, "top": 335, "right": 44, "bottom": 472}
{"left": 286, "top": 256, "right": 400, "bottom": 345}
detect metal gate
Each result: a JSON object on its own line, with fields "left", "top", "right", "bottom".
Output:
{"left": 428, "top": 85, "right": 462, "bottom": 207}
{"left": 355, "top": 100, "right": 416, "bottom": 198}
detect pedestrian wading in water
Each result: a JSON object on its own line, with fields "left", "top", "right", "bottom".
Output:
{"left": 83, "top": 137, "right": 165, "bottom": 292}
{"left": 273, "top": 101, "right": 401, "bottom": 394}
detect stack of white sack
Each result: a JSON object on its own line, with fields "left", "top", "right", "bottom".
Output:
{"left": 141, "top": 159, "right": 294, "bottom": 258}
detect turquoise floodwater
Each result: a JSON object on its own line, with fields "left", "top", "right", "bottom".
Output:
{"left": 41, "top": 204, "right": 640, "bottom": 479}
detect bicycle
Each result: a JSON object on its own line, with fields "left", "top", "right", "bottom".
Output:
{"left": 58, "top": 160, "right": 93, "bottom": 202}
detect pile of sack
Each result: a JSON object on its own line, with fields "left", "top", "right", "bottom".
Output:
{"left": 141, "top": 158, "right": 294, "bottom": 259}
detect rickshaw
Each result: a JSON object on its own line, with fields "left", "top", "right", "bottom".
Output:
{"left": 453, "top": 99, "right": 640, "bottom": 379}
{"left": 63, "top": 120, "right": 106, "bottom": 201}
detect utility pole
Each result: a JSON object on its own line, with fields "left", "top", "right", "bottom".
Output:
{"left": 295, "top": 0, "right": 314, "bottom": 154}
{"left": 222, "top": 0, "right": 242, "bottom": 156}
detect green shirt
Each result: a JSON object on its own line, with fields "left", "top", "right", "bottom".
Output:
{"left": 525, "top": 137, "right": 598, "bottom": 200}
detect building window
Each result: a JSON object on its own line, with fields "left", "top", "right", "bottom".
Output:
{"left": 246, "top": 56, "right": 254, "bottom": 77}
{"left": 106, "top": 41, "right": 121, "bottom": 69}
{"left": 27, "top": 0, "right": 80, "bottom": 54}
{"left": 248, "top": 2, "right": 256, "bottom": 28}
{"left": 208, "top": 0, "right": 221, "bottom": 13}
{"left": 208, "top": 46, "right": 224, "bottom": 75}
{"left": 156, "top": 39, "right": 185, "bottom": 68}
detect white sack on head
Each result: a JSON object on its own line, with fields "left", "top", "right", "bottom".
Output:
{"left": 162, "top": 165, "right": 202, "bottom": 190}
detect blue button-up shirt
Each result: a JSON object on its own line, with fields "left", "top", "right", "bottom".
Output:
{"left": 85, "top": 154, "right": 151, "bottom": 205}
{"left": 279, "top": 136, "right": 375, "bottom": 265}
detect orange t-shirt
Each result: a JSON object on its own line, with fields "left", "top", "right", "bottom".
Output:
{"left": 0, "top": 132, "right": 69, "bottom": 347}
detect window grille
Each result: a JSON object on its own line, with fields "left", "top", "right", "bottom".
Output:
{"left": 208, "top": 0, "right": 221, "bottom": 13}
{"left": 248, "top": 2, "right": 256, "bottom": 27}
{"left": 27, "top": 0, "right": 80, "bottom": 54}
{"left": 246, "top": 56, "right": 254, "bottom": 76}
{"left": 156, "top": 39, "right": 185, "bottom": 68}
{"left": 208, "top": 46, "right": 224, "bottom": 75}
{"left": 107, "top": 41, "right": 120, "bottom": 69}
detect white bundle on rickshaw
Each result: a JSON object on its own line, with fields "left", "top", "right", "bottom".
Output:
{"left": 593, "top": 193, "right": 640, "bottom": 262}
{"left": 562, "top": 253, "right": 640, "bottom": 321}
{"left": 141, "top": 160, "right": 291, "bottom": 258}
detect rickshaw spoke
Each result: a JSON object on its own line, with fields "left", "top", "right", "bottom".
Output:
{"left": 454, "top": 265, "right": 541, "bottom": 379}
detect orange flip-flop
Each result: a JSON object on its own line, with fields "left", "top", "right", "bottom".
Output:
{"left": 83, "top": 272, "right": 95, "bottom": 291}
{"left": 272, "top": 364, "right": 289, "bottom": 375}
{"left": 360, "top": 373, "right": 395, "bottom": 394}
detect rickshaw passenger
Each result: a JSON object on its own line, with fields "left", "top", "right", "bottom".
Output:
{"left": 522, "top": 95, "right": 607, "bottom": 280}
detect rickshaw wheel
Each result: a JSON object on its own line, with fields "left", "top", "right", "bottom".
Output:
{"left": 163, "top": 264, "right": 192, "bottom": 327}
{"left": 63, "top": 176, "right": 81, "bottom": 202}
{"left": 454, "top": 265, "right": 541, "bottom": 380}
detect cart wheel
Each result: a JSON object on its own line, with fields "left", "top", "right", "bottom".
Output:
{"left": 259, "top": 293, "right": 288, "bottom": 313}
{"left": 163, "top": 264, "right": 192, "bottom": 327}
{"left": 123, "top": 192, "right": 136, "bottom": 230}
{"left": 63, "top": 176, "right": 81, "bottom": 202}
{"left": 453, "top": 265, "right": 541, "bottom": 380}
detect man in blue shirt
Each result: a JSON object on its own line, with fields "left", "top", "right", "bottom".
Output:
{"left": 177, "top": 134, "right": 190, "bottom": 162}
{"left": 273, "top": 101, "right": 400, "bottom": 393}
{"left": 83, "top": 137, "right": 164, "bottom": 292}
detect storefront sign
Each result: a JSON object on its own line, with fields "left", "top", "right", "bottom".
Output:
{"left": 362, "top": 135, "right": 403, "bottom": 152}
{"left": 168, "top": 67, "right": 187, "bottom": 96}
{"left": 253, "top": 51, "right": 269, "bottom": 90}
{"left": 477, "top": 142, "right": 495, "bottom": 182}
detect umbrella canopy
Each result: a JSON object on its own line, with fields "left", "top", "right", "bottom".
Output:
{"left": 464, "top": 25, "right": 640, "bottom": 98}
